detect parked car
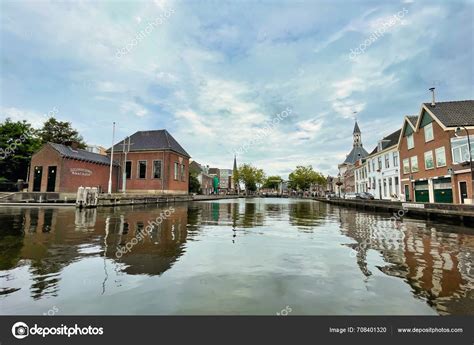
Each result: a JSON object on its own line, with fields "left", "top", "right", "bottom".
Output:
{"left": 326, "top": 192, "right": 337, "bottom": 199}
{"left": 344, "top": 192, "right": 361, "bottom": 200}
{"left": 359, "top": 192, "right": 375, "bottom": 200}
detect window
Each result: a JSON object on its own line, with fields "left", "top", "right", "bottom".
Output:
{"left": 372, "top": 159, "right": 375, "bottom": 171}
{"left": 174, "top": 162, "right": 179, "bottom": 180}
{"left": 395, "top": 177, "right": 399, "bottom": 195}
{"left": 383, "top": 178, "right": 387, "bottom": 197}
{"left": 451, "top": 136, "right": 474, "bottom": 164}
{"left": 424, "top": 151, "right": 434, "bottom": 170}
{"left": 424, "top": 123, "right": 434, "bottom": 142}
{"left": 407, "top": 134, "right": 414, "bottom": 149}
{"left": 138, "top": 161, "right": 147, "bottom": 179}
{"left": 403, "top": 158, "right": 410, "bottom": 174}
{"left": 393, "top": 152, "right": 399, "bottom": 167}
{"left": 411, "top": 156, "right": 419, "bottom": 172}
{"left": 377, "top": 156, "right": 382, "bottom": 170}
{"left": 435, "top": 147, "right": 446, "bottom": 167}
{"left": 389, "top": 178, "right": 393, "bottom": 196}
{"left": 125, "top": 161, "right": 132, "bottom": 179}
{"left": 384, "top": 154, "right": 390, "bottom": 169}
{"left": 153, "top": 160, "right": 162, "bottom": 179}
{"left": 368, "top": 161, "right": 371, "bottom": 172}
{"left": 180, "top": 164, "right": 185, "bottom": 181}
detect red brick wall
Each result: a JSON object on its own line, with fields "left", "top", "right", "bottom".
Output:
{"left": 28, "top": 144, "right": 118, "bottom": 193}
{"left": 113, "top": 150, "right": 189, "bottom": 194}
{"left": 399, "top": 115, "right": 471, "bottom": 203}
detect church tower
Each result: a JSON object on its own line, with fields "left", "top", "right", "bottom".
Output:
{"left": 353, "top": 121, "right": 362, "bottom": 147}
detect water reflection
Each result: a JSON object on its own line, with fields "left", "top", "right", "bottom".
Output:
{"left": 0, "top": 199, "right": 473, "bottom": 315}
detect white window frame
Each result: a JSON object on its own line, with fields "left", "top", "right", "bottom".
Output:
{"left": 435, "top": 147, "right": 446, "bottom": 167}
{"left": 424, "top": 150, "right": 434, "bottom": 170}
{"left": 424, "top": 123, "right": 434, "bottom": 142}
{"left": 407, "top": 134, "right": 414, "bottom": 150}
{"left": 403, "top": 158, "right": 410, "bottom": 174}
{"left": 410, "top": 156, "right": 419, "bottom": 173}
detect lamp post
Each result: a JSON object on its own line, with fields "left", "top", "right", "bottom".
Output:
{"left": 455, "top": 126, "right": 474, "bottom": 202}
{"left": 107, "top": 122, "right": 115, "bottom": 194}
{"left": 336, "top": 173, "right": 343, "bottom": 198}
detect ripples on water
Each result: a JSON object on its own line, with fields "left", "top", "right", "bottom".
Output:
{"left": 0, "top": 198, "right": 472, "bottom": 315}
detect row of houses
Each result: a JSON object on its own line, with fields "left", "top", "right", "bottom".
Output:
{"left": 189, "top": 156, "right": 238, "bottom": 194}
{"left": 336, "top": 98, "right": 474, "bottom": 205}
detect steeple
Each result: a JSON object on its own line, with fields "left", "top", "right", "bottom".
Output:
{"left": 353, "top": 120, "right": 362, "bottom": 147}
{"left": 233, "top": 154, "right": 239, "bottom": 193}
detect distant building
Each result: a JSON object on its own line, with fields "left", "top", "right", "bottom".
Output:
{"left": 86, "top": 145, "right": 107, "bottom": 156}
{"left": 208, "top": 167, "right": 233, "bottom": 192}
{"left": 109, "top": 129, "right": 190, "bottom": 195}
{"left": 189, "top": 160, "right": 213, "bottom": 195}
{"left": 338, "top": 121, "right": 369, "bottom": 194}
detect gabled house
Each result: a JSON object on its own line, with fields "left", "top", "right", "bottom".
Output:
{"left": 109, "top": 130, "right": 191, "bottom": 195}
{"left": 364, "top": 128, "right": 402, "bottom": 200}
{"left": 398, "top": 100, "right": 474, "bottom": 204}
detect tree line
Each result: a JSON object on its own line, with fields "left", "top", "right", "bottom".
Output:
{"left": 0, "top": 117, "right": 85, "bottom": 182}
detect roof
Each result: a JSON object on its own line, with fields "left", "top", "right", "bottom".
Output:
{"left": 369, "top": 129, "right": 401, "bottom": 155}
{"left": 109, "top": 130, "right": 190, "bottom": 157}
{"left": 423, "top": 100, "right": 474, "bottom": 127}
{"left": 407, "top": 116, "right": 418, "bottom": 127}
{"left": 353, "top": 121, "right": 361, "bottom": 134}
{"left": 49, "top": 142, "right": 116, "bottom": 165}
{"left": 343, "top": 146, "right": 369, "bottom": 164}
{"left": 189, "top": 161, "right": 203, "bottom": 174}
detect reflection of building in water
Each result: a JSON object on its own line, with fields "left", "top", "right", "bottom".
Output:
{"left": 288, "top": 201, "right": 326, "bottom": 230}
{"left": 196, "top": 201, "right": 265, "bottom": 229}
{"left": 336, "top": 205, "right": 474, "bottom": 315}
{"left": 108, "top": 205, "right": 190, "bottom": 276}
{"left": 0, "top": 204, "right": 195, "bottom": 298}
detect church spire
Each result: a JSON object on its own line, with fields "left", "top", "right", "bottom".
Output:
{"left": 353, "top": 120, "right": 362, "bottom": 147}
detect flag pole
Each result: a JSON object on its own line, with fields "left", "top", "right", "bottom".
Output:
{"left": 108, "top": 122, "right": 116, "bottom": 194}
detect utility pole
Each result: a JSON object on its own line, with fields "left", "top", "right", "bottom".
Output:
{"left": 122, "top": 136, "right": 130, "bottom": 194}
{"left": 107, "top": 122, "right": 116, "bottom": 194}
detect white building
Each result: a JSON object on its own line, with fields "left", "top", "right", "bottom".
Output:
{"left": 364, "top": 129, "right": 402, "bottom": 200}
{"left": 354, "top": 159, "right": 368, "bottom": 193}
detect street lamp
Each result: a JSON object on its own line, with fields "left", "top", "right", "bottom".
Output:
{"left": 336, "top": 173, "right": 343, "bottom": 198}
{"left": 455, "top": 126, "right": 474, "bottom": 201}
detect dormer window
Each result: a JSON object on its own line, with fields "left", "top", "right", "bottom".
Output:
{"left": 377, "top": 142, "right": 383, "bottom": 152}
{"left": 424, "top": 123, "right": 434, "bottom": 142}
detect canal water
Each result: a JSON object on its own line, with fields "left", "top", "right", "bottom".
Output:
{"left": 0, "top": 198, "right": 473, "bottom": 315}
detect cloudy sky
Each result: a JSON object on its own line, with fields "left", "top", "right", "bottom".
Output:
{"left": 1, "top": 0, "right": 473, "bottom": 177}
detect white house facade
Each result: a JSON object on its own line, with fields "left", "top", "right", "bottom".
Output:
{"left": 365, "top": 129, "right": 402, "bottom": 200}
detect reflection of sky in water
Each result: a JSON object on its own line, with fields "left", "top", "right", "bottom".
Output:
{"left": 0, "top": 199, "right": 473, "bottom": 315}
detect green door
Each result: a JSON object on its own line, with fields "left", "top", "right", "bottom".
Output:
{"left": 414, "top": 181, "right": 429, "bottom": 203}
{"left": 433, "top": 178, "right": 453, "bottom": 203}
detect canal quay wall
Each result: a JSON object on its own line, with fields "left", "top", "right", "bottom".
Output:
{"left": 315, "top": 197, "right": 474, "bottom": 226}
{"left": 0, "top": 192, "right": 243, "bottom": 207}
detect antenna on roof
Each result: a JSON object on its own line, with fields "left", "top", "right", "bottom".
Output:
{"left": 429, "top": 87, "right": 436, "bottom": 107}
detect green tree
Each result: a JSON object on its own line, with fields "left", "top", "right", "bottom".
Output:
{"left": 38, "top": 117, "right": 86, "bottom": 148}
{"left": 263, "top": 175, "right": 283, "bottom": 189}
{"left": 188, "top": 172, "right": 201, "bottom": 194}
{"left": 237, "top": 163, "right": 265, "bottom": 193}
{"left": 288, "top": 165, "right": 326, "bottom": 191}
{"left": 0, "top": 118, "right": 42, "bottom": 182}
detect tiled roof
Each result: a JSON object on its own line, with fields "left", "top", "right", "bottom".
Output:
{"left": 407, "top": 116, "right": 418, "bottom": 127}
{"left": 343, "top": 146, "right": 369, "bottom": 164}
{"left": 109, "top": 130, "right": 190, "bottom": 157}
{"left": 369, "top": 129, "right": 401, "bottom": 155}
{"left": 49, "top": 142, "right": 116, "bottom": 165}
{"left": 423, "top": 100, "right": 474, "bottom": 127}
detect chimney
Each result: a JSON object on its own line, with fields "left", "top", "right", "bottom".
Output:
{"left": 429, "top": 87, "right": 436, "bottom": 107}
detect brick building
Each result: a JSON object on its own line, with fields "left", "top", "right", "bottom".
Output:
{"left": 110, "top": 130, "right": 190, "bottom": 194}
{"left": 398, "top": 100, "right": 474, "bottom": 204}
{"left": 28, "top": 142, "right": 119, "bottom": 193}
